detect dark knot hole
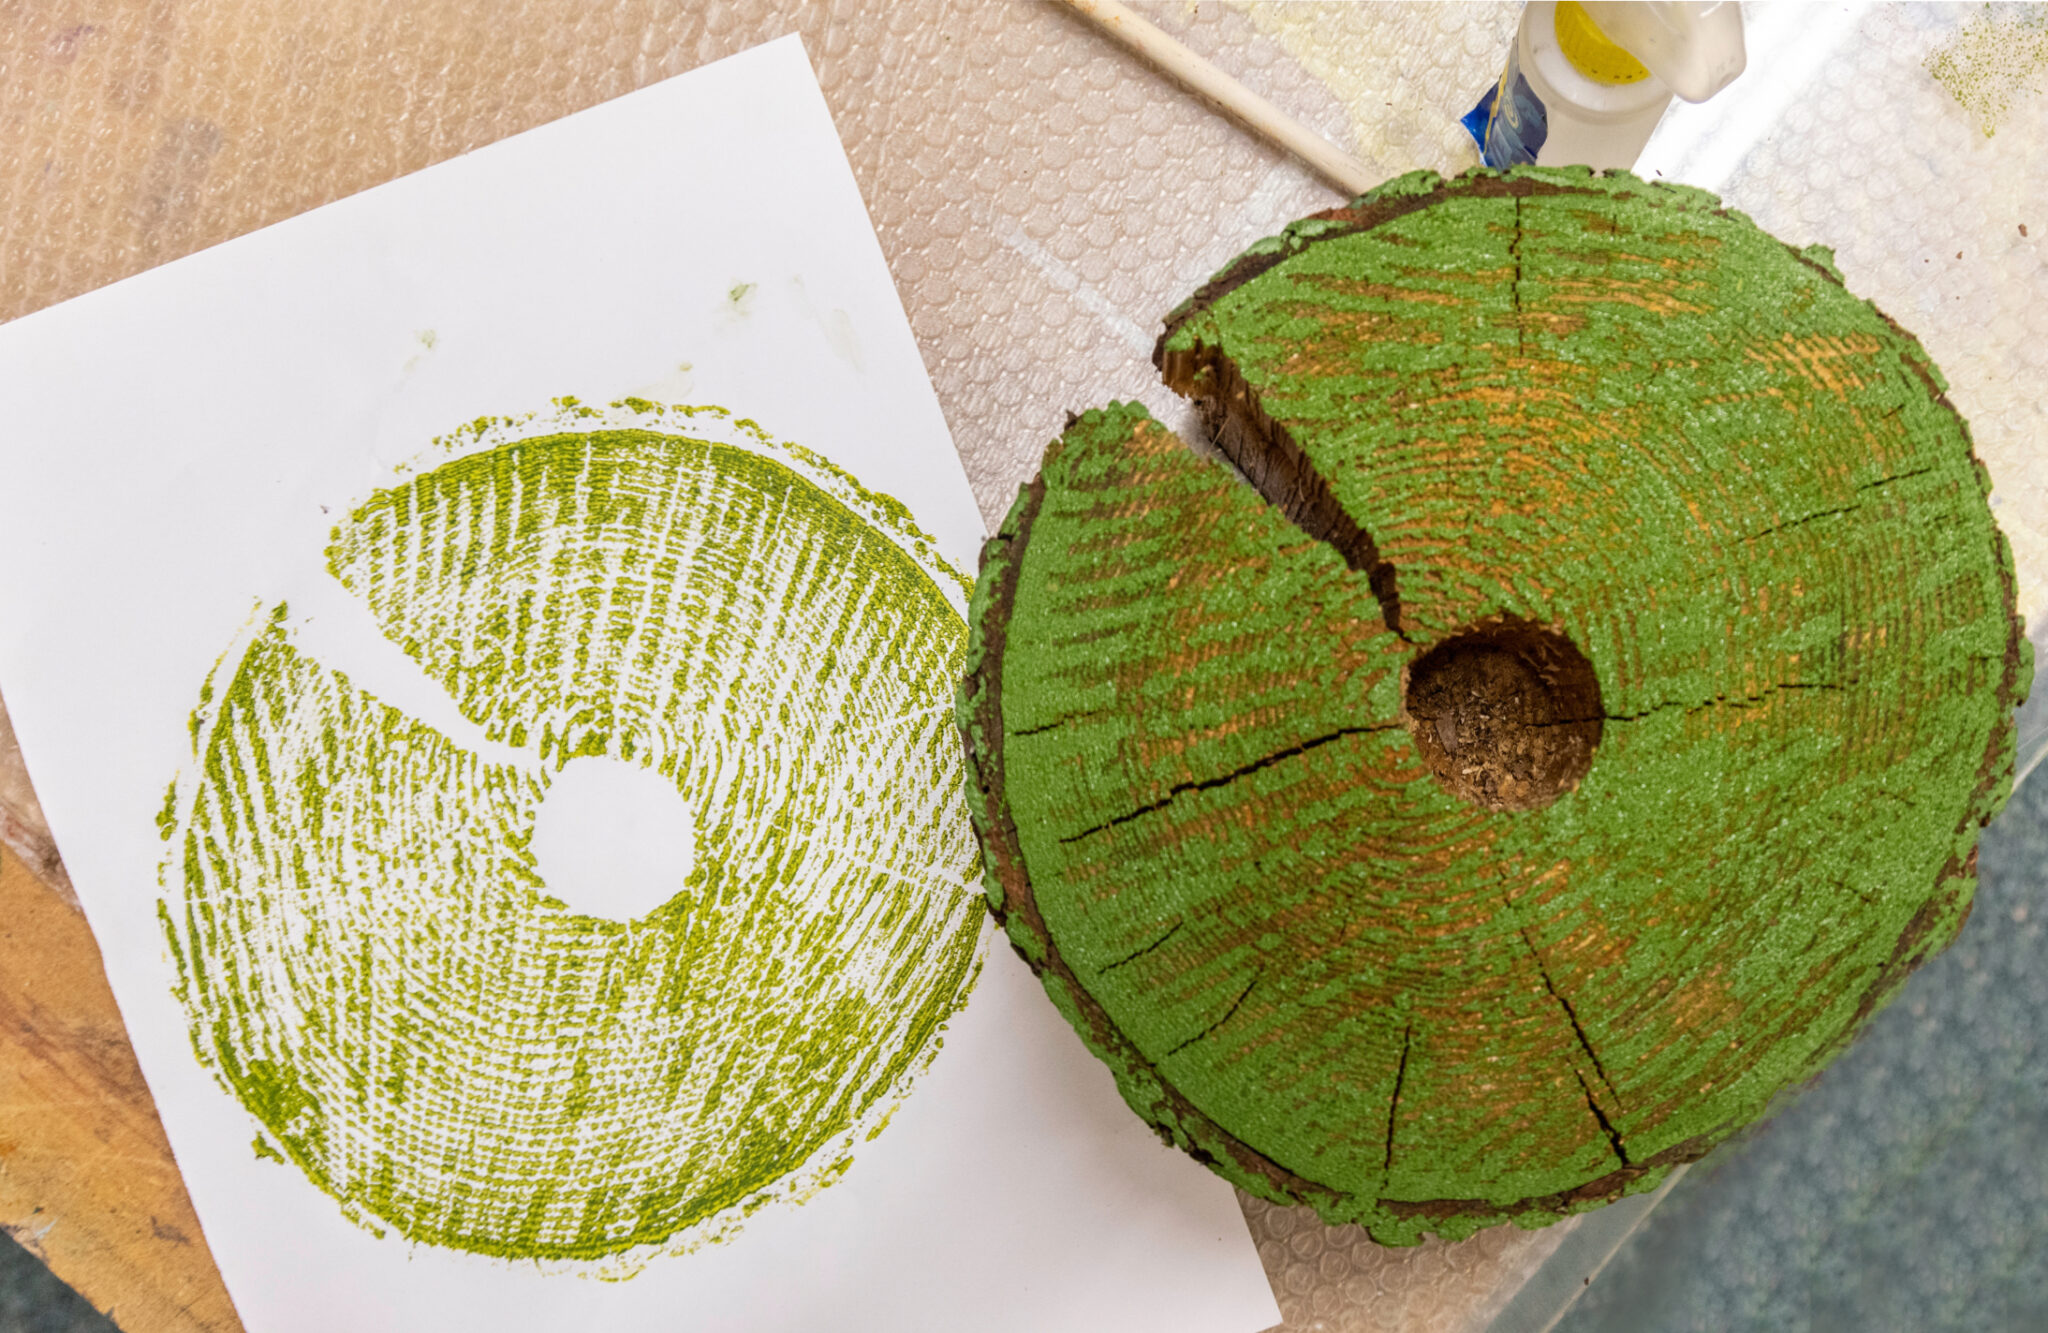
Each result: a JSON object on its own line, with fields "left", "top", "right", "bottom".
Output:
{"left": 1402, "top": 618, "right": 1603, "bottom": 812}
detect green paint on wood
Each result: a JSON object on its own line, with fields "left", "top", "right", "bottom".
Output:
{"left": 160, "top": 406, "right": 982, "bottom": 1265}
{"left": 961, "top": 168, "right": 2029, "bottom": 1244}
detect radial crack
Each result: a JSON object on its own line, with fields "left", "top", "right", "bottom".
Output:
{"left": 1057, "top": 723, "right": 1398, "bottom": 844}
{"left": 1522, "top": 927, "right": 1618, "bottom": 1105}
{"left": 1858, "top": 463, "right": 1935, "bottom": 490}
{"left": 1510, "top": 193, "right": 1526, "bottom": 356}
{"left": 1745, "top": 463, "right": 1938, "bottom": 543}
{"left": 1010, "top": 707, "right": 1109, "bottom": 739}
{"left": 1742, "top": 503, "right": 1863, "bottom": 543}
{"left": 1156, "top": 340, "right": 1409, "bottom": 639}
{"left": 1164, "top": 973, "right": 1261, "bottom": 1058}
{"left": 1599, "top": 679, "right": 1848, "bottom": 725}
{"left": 1575, "top": 1067, "right": 1630, "bottom": 1168}
{"left": 1101, "top": 918, "right": 1185, "bottom": 972}
{"left": 1382, "top": 1020, "right": 1414, "bottom": 1184}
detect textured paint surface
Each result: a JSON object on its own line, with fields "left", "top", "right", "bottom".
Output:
{"left": 159, "top": 402, "right": 982, "bottom": 1264}
{"left": 962, "top": 169, "right": 2029, "bottom": 1244}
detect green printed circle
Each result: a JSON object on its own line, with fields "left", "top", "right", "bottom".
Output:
{"left": 159, "top": 407, "right": 983, "bottom": 1262}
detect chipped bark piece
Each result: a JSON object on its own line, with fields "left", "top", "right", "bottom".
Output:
{"left": 958, "top": 167, "right": 2031, "bottom": 1245}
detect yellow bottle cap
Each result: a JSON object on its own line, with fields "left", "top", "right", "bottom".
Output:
{"left": 1555, "top": 2, "right": 1652, "bottom": 85}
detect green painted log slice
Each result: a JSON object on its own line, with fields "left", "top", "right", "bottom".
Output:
{"left": 958, "top": 168, "right": 2031, "bottom": 1243}
{"left": 159, "top": 402, "right": 982, "bottom": 1264}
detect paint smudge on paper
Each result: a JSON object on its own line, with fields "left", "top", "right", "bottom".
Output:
{"left": 157, "top": 401, "right": 983, "bottom": 1266}
{"left": 1927, "top": 4, "right": 2048, "bottom": 137}
{"left": 792, "top": 277, "right": 866, "bottom": 374}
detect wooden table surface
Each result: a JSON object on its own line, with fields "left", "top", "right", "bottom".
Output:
{"left": 1, "top": 703, "right": 239, "bottom": 1329}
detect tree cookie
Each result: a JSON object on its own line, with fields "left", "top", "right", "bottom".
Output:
{"left": 958, "top": 168, "right": 2031, "bottom": 1243}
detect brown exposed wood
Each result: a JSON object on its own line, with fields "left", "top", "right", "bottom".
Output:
{"left": 1401, "top": 619, "right": 1604, "bottom": 812}
{"left": 0, "top": 847, "right": 242, "bottom": 1333}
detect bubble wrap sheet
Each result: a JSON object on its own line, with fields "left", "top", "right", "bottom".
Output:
{"left": 1, "top": 4, "right": 2044, "bottom": 1331}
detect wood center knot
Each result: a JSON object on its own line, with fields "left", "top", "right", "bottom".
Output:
{"left": 1402, "top": 619, "right": 1603, "bottom": 812}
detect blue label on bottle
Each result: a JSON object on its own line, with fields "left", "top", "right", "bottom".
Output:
{"left": 1462, "top": 47, "right": 1549, "bottom": 168}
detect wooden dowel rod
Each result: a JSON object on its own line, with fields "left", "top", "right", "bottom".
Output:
{"left": 1058, "top": 0, "right": 1378, "bottom": 197}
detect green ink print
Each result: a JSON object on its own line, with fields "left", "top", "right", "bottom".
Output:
{"left": 159, "top": 401, "right": 984, "bottom": 1267}
{"left": 156, "top": 781, "right": 179, "bottom": 840}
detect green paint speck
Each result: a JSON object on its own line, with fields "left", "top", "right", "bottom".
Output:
{"left": 1927, "top": 5, "right": 2048, "bottom": 136}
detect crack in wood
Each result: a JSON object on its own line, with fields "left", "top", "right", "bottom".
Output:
{"left": 1009, "top": 707, "right": 1110, "bottom": 739}
{"left": 1595, "top": 679, "right": 1849, "bottom": 726}
{"left": 1744, "top": 467, "right": 1935, "bottom": 544}
{"left": 1742, "top": 503, "right": 1864, "bottom": 543}
{"left": 1164, "top": 972, "right": 1261, "bottom": 1058}
{"left": 1057, "top": 723, "right": 1401, "bottom": 845}
{"left": 1521, "top": 927, "right": 1619, "bottom": 1106}
{"left": 1574, "top": 1066, "right": 1631, "bottom": 1169}
{"left": 1156, "top": 340, "right": 1410, "bottom": 640}
{"left": 1858, "top": 463, "right": 1935, "bottom": 490}
{"left": 1381, "top": 1020, "right": 1414, "bottom": 1186}
{"left": 1100, "top": 918, "right": 1185, "bottom": 973}
{"left": 1512, "top": 679, "right": 1848, "bottom": 733}
{"left": 1510, "top": 194, "right": 1526, "bottom": 357}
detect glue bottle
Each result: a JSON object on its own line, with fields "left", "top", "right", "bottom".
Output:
{"left": 1463, "top": 2, "right": 1746, "bottom": 171}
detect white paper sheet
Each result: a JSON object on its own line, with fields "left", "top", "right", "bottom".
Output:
{"left": 0, "top": 35, "right": 1279, "bottom": 1333}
